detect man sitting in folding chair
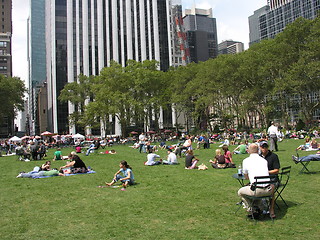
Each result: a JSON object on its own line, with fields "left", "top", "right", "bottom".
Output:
{"left": 292, "top": 151, "right": 320, "bottom": 173}
{"left": 259, "top": 141, "right": 280, "bottom": 175}
{"left": 238, "top": 144, "right": 276, "bottom": 219}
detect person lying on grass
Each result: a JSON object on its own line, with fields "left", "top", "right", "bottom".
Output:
{"left": 16, "top": 168, "right": 63, "bottom": 178}
{"left": 105, "top": 160, "right": 135, "bottom": 188}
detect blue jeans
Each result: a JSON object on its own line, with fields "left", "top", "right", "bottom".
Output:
{"left": 86, "top": 147, "right": 95, "bottom": 156}
{"left": 299, "top": 154, "right": 320, "bottom": 162}
{"left": 114, "top": 174, "right": 134, "bottom": 184}
{"left": 162, "top": 161, "right": 178, "bottom": 165}
{"left": 20, "top": 171, "right": 46, "bottom": 178}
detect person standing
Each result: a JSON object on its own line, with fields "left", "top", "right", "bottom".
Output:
{"left": 139, "top": 132, "right": 146, "bottom": 153}
{"left": 267, "top": 122, "right": 280, "bottom": 152}
{"left": 237, "top": 144, "right": 276, "bottom": 219}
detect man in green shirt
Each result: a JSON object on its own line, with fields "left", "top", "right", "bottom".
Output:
{"left": 53, "top": 148, "right": 62, "bottom": 161}
{"left": 233, "top": 142, "right": 248, "bottom": 154}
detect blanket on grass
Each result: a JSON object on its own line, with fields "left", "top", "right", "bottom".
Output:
{"left": 32, "top": 170, "right": 96, "bottom": 179}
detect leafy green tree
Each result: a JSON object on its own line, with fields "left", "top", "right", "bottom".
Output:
{"left": 0, "top": 75, "right": 26, "bottom": 124}
{"left": 58, "top": 74, "right": 93, "bottom": 130}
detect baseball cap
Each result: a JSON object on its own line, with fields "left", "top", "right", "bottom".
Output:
{"left": 259, "top": 141, "right": 269, "bottom": 148}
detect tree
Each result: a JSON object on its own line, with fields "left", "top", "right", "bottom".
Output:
{"left": 0, "top": 75, "right": 26, "bottom": 124}
{"left": 58, "top": 74, "right": 93, "bottom": 130}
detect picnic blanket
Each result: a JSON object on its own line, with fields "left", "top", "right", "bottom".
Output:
{"left": 32, "top": 170, "right": 96, "bottom": 179}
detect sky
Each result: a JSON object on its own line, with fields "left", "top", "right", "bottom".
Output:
{"left": 11, "top": 0, "right": 267, "bottom": 83}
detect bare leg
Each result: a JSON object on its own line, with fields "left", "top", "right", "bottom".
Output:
{"left": 106, "top": 179, "right": 116, "bottom": 186}
{"left": 269, "top": 185, "right": 276, "bottom": 218}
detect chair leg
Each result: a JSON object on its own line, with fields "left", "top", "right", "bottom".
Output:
{"left": 300, "top": 162, "right": 310, "bottom": 173}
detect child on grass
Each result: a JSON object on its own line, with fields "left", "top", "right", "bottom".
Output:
{"left": 105, "top": 160, "right": 134, "bottom": 188}
{"left": 209, "top": 149, "right": 226, "bottom": 169}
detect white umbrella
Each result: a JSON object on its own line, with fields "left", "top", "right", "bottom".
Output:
{"left": 72, "top": 133, "right": 85, "bottom": 139}
{"left": 41, "top": 131, "right": 54, "bottom": 136}
{"left": 9, "top": 136, "right": 21, "bottom": 142}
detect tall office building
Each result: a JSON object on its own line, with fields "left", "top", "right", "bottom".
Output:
{"left": 28, "top": 0, "right": 47, "bottom": 135}
{"left": 249, "top": 0, "right": 320, "bottom": 46}
{"left": 183, "top": 7, "right": 218, "bottom": 63}
{"left": 218, "top": 40, "right": 244, "bottom": 55}
{"left": 249, "top": 0, "right": 320, "bottom": 122}
{"left": 169, "top": 1, "right": 190, "bottom": 67}
{"left": 0, "top": 0, "right": 12, "bottom": 77}
{"left": 44, "top": 0, "right": 173, "bottom": 135}
{"left": 0, "top": 0, "right": 13, "bottom": 137}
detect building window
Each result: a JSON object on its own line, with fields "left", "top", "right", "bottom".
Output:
{"left": 0, "top": 41, "right": 7, "bottom": 47}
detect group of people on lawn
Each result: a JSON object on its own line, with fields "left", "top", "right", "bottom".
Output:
{"left": 16, "top": 152, "right": 89, "bottom": 178}
{"left": 18, "top": 128, "right": 320, "bottom": 220}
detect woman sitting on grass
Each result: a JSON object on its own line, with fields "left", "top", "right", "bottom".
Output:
{"left": 40, "top": 161, "right": 51, "bottom": 171}
{"left": 185, "top": 150, "right": 199, "bottom": 169}
{"left": 209, "top": 149, "right": 226, "bottom": 169}
{"left": 105, "top": 160, "right": 134, "bottom": 188}
{"left": 222, "top": 145, "right": 236, "bottom": 168}
{"left": 59, "top": 154, "right": 88, "bottom": 174}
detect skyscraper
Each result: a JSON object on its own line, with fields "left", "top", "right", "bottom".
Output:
{"left": 183, "top": 7, "right": 218, "bottom": 63}
{"left": 0, "top": 0, "right": 12, "bottom": 77}
{"left": 0, "top": 0, "right": 13, "bottom": 137}
{"left": 44, "top": 0, "right": 173, "bottom": 135}
{"left": 218, "top": 40, "right": 244, "bottom": 55}
{"left": 249, "top": 0, "right": 320, "bottom": 46}
{"left": 28, "top": 0, "right": 47, "bottom": 135}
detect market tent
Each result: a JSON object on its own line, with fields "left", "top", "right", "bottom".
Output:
{"left": 9, "top": 136, "right": 21, "bottom": 142}
{"left": 72, "top": 133, "right": 85, "bottom": 139}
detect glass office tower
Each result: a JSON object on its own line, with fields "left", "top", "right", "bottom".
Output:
{"left": 45, "top": 0, "right": 172, "bottom": 134}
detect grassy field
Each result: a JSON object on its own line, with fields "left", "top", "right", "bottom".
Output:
{"left": 0, "top": 138, "right": 319, "bottom": 240}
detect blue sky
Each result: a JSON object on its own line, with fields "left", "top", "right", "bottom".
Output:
{"left": 181, "top": 0, "right": 267, "bottom": 46}
{"left": 12, "top": 0, "right": 267, "bottom": 81}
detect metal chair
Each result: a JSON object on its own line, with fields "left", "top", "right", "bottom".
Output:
{"left": 274, "top": 166, "right": 291, "bottom": 208}
{"left": 243, "top": 176, "right": 278, "bottom": 221}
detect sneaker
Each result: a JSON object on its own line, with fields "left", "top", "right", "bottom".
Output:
{"left": 292, "top": 155, "right": 299, "bottom": 164}
{"left": 16, "top": 173, "right": 23, "bottom": 178}
{"left": 24, "top": 159, "right": 30, "bottom": 162}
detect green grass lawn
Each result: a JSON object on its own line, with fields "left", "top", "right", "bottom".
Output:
{"left": 0, "top": 138, "right": 319, "bottom": 239}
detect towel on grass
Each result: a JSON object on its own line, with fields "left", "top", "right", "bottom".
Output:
{"left": 32, "top": 170, "right": 96, "bottom": 179}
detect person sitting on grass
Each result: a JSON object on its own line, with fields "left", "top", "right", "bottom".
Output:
{"left": 105, "top": 160, "right": 135, "bottom": 188}
{"left": 40, "top": 161, "right": 52, "bottom": 171}
{"left": 145, "top": 148, "right": 162, "bottom": 166}
{"left": 53, "top": 148, "right": 62, "bottom": 161}
{"left": 162, "top": 149, "right": 178, "bottom": 165}
{"left": 222, "top": 144, "right": 236, "bottom": 168}
{"left": 233, "top": 141, "right": 248, "bottom": 154}
{"left": 185, "top": 149, "right": 199, "bottom": 169}
{"left": 209, "top": 149, "right": 226, "bottom": 169}
{"left": 59, "top": 154, "right": 88, "bottom": 174}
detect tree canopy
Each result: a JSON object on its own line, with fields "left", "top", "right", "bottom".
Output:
{"left": 0, "top": 75, "right": 26, "bottom": 125}
{"left": 60, "top": 15, "right": 320, "bottom": 135}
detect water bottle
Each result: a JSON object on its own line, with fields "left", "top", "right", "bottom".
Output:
{"left": 238, "top": 164, "right": 242, "bottom": 176}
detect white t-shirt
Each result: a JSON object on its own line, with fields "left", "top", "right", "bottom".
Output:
{"left": 268, "top": 125, "right": 279, "bottom": 136}
{"left": 139, "top": 134, "right": 146, "bottom": 144}
{"left": 145, "top": 153, "right": 160, "bottom": 165}
{"left": 242, "top": 153, "right": 269, "bottom": 185}
{"left": 167, "top": 152, "right": 178, "bottom": 164}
